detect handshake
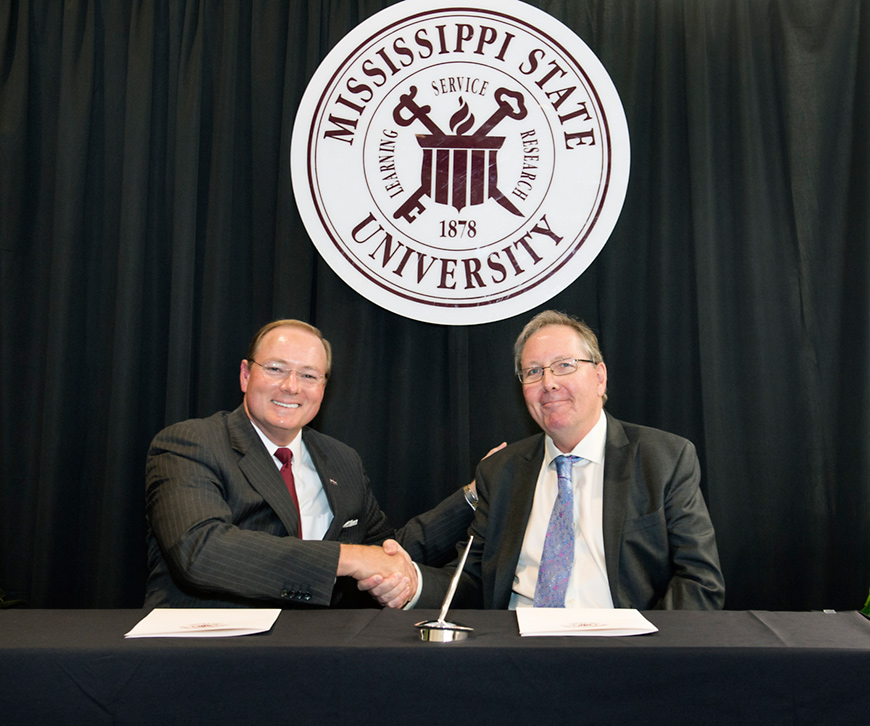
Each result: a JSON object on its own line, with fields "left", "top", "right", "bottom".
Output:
{"left": 337, "top": 540, "right": 418, "bottom": 609}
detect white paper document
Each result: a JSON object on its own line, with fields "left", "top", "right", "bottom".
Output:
{"left": 124, "top": 608, "right": 281, "bottom": 638}
{"left": 516, "top": 608, "right": 658, "bottom": 637}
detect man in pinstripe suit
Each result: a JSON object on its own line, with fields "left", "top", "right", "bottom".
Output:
{"left": 144, "top": 319, "right": 476, "bottom": 609}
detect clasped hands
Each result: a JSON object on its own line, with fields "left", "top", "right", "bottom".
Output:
{"left": 335, "top": 444, "right": 506, "bottom": 609}
{"left": 337, "top": 540, "right": 416, "bottom": 609}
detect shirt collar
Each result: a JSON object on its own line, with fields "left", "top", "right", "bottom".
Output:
{"left": 249, "top": 420, "right": 304, "bottom": 464}
{"left": 544, "top": 409, "right": 607, "bottom": 467}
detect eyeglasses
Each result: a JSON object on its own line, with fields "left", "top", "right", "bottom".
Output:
{"left": 518, "top": 358, "right": 595, "bottom": 384}
{"left": 249, "top": 360, "right": 326, "bottom": 386}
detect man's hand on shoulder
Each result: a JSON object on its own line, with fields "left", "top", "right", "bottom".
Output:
{"left": 465, "top": 441, "right": 507, "bottom": 500}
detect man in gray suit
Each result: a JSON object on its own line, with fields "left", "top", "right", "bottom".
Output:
{"left": 365, "top": 310, "right": 724, "bottom": 610}
{"left": 145, "top": 319, "right": 476, "bottom": 609}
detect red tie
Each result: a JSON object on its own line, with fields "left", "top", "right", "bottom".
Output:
{"left": 275, "top": 448, "right": 302, "bottom": 538}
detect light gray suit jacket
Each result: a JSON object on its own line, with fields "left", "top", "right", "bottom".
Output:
{"left": 145, "top": 406, "right": 472, "bottom": 608}
{"left": 417, "top": 412, "right": 725, "bottom": 609}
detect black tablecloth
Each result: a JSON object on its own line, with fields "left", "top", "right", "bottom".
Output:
{"left": 2, "top": 609, "right": 868, "bottom": 724}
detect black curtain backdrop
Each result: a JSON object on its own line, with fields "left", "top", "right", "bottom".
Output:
{"left": 1, "top": 0, "right": 867, "bottom": 611}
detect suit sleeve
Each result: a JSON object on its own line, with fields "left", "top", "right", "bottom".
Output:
{"left": 653, "top": 440, "right": 725, "bottom": 610}
{"left": 146, "top": 421, "right": 341, "bottom": 607}
{"left": 304, "top": 432, "right": 473, "bottom": 566}
{"left": 395, "top": 489, "right": 475, "bottom": 567}
{"left": 415, "top": 463, "right": 493, "bottom": 609}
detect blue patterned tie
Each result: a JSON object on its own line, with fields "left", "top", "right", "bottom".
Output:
{"left": 534, "top": 455, "right": 581, "bottom": 607}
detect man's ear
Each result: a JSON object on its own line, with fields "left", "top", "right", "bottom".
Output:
{"left": 239, "top": 359, "right": 251, "bottom": 393}
{"left": 596, "top": 362, "right": 607, "bottom": 396}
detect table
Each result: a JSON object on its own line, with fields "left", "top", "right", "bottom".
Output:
{"left": 2, "top": 609, "right": 868, "bottom": 724}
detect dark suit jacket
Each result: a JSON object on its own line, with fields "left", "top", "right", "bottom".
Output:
{"left": 417, "top": 412, "right": 725, "bottom": 610}
{"left": 144, "top": 406, "right": 472, "bottom": 608}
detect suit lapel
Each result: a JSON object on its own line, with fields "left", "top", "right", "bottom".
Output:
{"left": 302, "top": 429, "right": 347, "bottom": 540}
{"left": 602, "top": 412, "right": 632, "bottom": 607}
{"left": 491, "top": 435, "right": 545, "bottom": 606}
{"left": 228, "top": 406, "right": 302, "bottom": 537}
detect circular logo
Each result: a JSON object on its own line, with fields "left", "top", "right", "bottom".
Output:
{"left": 292, "top": 0, "right": 630, "bottom": 325}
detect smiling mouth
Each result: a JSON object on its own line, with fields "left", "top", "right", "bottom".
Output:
{"left": 542, "top": 398, "right": 568, "bottom": 405}
{"left": 541, "top": 399, "right": 570, "bottom": 410}
{"left": 273, "top": 401, "right": 300, "bottom": 409}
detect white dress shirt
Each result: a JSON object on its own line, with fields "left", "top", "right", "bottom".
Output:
{"left": 251, "top": 423, "right": 333, "bottom": 540}
{"left": 510, "top": 410, "right": 614, "bottom": 609}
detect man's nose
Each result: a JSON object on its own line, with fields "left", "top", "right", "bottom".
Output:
{"left": 279, "top": 370, "right": 300, "bottom": 392}
{"left": 541, "top": 368, "right": 560, "bottom": 389}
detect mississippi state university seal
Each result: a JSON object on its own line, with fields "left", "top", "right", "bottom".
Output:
{"left": 291, "top": 0, "right": 629, "bottom": 325}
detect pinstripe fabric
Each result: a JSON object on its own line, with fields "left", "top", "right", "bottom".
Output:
{"left": 144, "top": 406, "right": 473, "bottom": 608}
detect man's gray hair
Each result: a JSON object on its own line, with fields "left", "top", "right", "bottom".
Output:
{"left": 513, "top": 310, "right": 606, "bottom": 402}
